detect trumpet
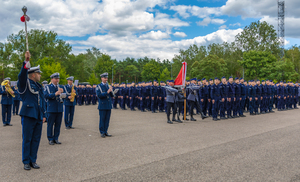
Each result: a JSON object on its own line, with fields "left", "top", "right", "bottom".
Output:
{"left": 1, "top": 80, "right": 15, "bottom": 97}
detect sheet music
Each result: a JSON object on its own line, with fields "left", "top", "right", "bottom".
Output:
{"left": 74, "top": 80, "right": 79, "bottom": 86}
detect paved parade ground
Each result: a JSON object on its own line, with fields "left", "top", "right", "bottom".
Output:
{"left": 1, "top": 105, "right": 300, "bottom": 181}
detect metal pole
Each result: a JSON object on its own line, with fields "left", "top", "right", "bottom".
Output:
{"left": 171, "top": 64, "right": 173, "bottom": 79}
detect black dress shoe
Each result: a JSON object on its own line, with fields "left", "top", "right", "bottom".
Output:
{"left": 213, "top": 118, "right": 218, "bottom": 121}
{"left": 141, "top": 110, "right": 146, "bottom": 112}
{"left": 24, "top": 164, "right": 31, "bottom": 170}
{"left": 54, "top": 140, "right": 61, "bottom": 144}
{"left": 66, "top": 126, "right": 71, "bottom": 130}
{"left": 183, "top": 118, "right": 189, "bottom": 121}
{"left": 70, "top": 126, "right": 75, "bottom": 129}
{"left": 191, "top": 118, "right": 196, "bottom": 121}
{"left": 175, "top": 119, "right": 183, "bottom": 123}
{"left": 152, "top": 111, "right": 156, "bottom": 113}
{"left": 3, "top": 124, "right": 6, "bottom": 127}
{"left": 167, "top": 120, "right": 173, "bottom": 124}
{"left": 101, "top": 134, "right": 106, "bottom": 138}
{"left": 240, "top": 115, "right": 246, "bottom": 117}
{"left": 131, "top": 109, "right": 136, "bottom": 111}
{"left": 49, "top": 140, "right": 55, "bottom": 145}
{"left": 105, "top": 133, "right": 112, "bottom": 137}
{"left": 30, "top": 163, "right": 40, "bottom": 169}
{"left": 7, "top": 124, "right": 13, "bottom": 126}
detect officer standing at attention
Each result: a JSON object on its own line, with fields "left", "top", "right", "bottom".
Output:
{"left": 165, "top": 80, "right": 179, "bottom": 124}
{"left": 211, "top": 77, "right": 221, "bottom": 121}
{"left": 13, "top": 84, "right": 21, "bottom": 116}
{"left": 1, "top": 77, "right": 17, "bottom": 126}
{"left": 226, "top": 76, "right": 235, "bottom": 119}
{"left": 150, "top": 80, "right": 158, "bottom": 113}
{"left": 18, "top": 51, "right": 46, "bottom": 170}
{"left": 92, "top": 84, "right": 97, "bottom": 105}
{"left": 63, "top": 76, "right": 77, "bottom": 129}
{"left": 96, "top": 72, "right": 114, "bottom": 138}
{"left": 44, "top": 73, "right": 64, "bottom": 145}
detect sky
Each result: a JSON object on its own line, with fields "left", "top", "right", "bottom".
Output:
{"left": 1, "top": 0, "right": 299, "bottom": 61}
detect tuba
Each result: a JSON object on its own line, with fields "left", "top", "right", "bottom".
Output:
{"left": 1, "top": 80, "right": 15, "bottom": 97}
{"left": 70, "top": 84, "right": 76, "bottom": 102}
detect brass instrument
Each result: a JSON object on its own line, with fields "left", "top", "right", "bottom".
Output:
{"left": 1, "top": 80, "right": 15, "bottom": 97}
{"left": 70, "top": 84, "right": 76, "bottom": 102}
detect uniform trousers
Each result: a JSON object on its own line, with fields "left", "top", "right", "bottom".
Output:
{"left": 2, "top": 104, "right": 12, "bottom": 125}
{"left": 99, "top": 110, "right": 111, "bottom": 134}
{"left": 47, "top": 112, "right": 63, "bottom": 141}
{"left": 64, "top": 105, "right": 75, "bottom": 127}
{"left": 22, "top": 116, "right": 43, "bottom": 164}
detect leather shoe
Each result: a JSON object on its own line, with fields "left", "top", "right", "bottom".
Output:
{"left": 3, "top": 124, "right": 6, "bottom": 127}
{"left": 105, "top": 133, "right": 112, "bottom": 137}
{"left": 167, "top": 120, "right": 173, "bottom": 124}
{"left": 213, "top": 118, "right": 218, "bottom": 121}
{"left": 66, "top": 126, "right": 71, "bottom": 130}
{"left": 101, "top": 134, "right": 106, "bottom": 138}
{"left": 49, "top": 140, "right": 55, "bottom": 145}
{"left": 191, "top": 118, "right": 196, "bottom": 121}
{"left": 70, "top": 126, "right": 75, "bottom": 129}
{"left": 7, "top": 124, "right": 13, "bottom": 126}
{"left": 24, "top": 164, "right": 31, "bottom": 170}
{"left": 30, "top": 163, "right": 40, "bottom": 169}
{"left": 54, "top": 140, "right": 61, "bottom": 144}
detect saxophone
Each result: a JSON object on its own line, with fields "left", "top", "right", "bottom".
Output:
{"left": 70, "top": 84, "right": 76, "bottom": 102}
{"left": 1, "top": 80, "right": 15, "bottom": 97}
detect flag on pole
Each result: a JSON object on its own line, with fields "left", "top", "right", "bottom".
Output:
{"left": 174, "top": 62, "right": 187, "bottom": 87}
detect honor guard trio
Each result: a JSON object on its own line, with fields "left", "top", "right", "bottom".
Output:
{"left": 1, "top": 52, "right": 300, "bottom": 170}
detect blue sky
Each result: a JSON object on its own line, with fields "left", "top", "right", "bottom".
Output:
{"left": 1, "top": 0, "right": 299, "bottom": 60}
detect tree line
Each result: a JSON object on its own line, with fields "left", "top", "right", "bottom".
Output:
{"left": 0, "top": 21, "right": 299, "bottom": 85}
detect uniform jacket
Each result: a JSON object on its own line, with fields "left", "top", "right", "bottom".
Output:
{"left": 0, "top": 85, "right": 17, "bottom": 105}
{"left": 165, "top": 86, "right": 178, "bottom": 103}
{"left": 96, "top": 82, "right": 113, "bottom": 110}
{"left": 187, "top": 83, "right": 201, "bottom": 102}
{"left": 63, "top": 84, "right": 77, "bottom": 106}
{"left": 17, "top": 62, "right": 46, "bottom": 120}
{"left": 44, "top": 83, "right": 64, "bottom": 113}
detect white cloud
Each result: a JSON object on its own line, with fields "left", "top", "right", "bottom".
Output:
{"left": 229, "top": 23, "right": 242, "bottom": 27}
{"left": 197, "top": 17, "right": 226, "bottom": 26}
{"left": 173, "top": 32, "right": 187, "bottom": 38}
{"left": 139, "top": 31, "right": 170, "bottom": 39}
{"left": 74, "top": 28, "right": 243, "bottom": 60}
{"left": 170, "top": 5, "right": 221, "bottom": 19}
{"left": 219, "top": 25, "right": 228, "bottom": 30}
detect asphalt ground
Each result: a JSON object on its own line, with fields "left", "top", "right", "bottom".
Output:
{"left": 0, "top": 104, "right": 300, "bottom": 182}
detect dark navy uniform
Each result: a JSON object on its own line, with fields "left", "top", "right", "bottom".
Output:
{"left": 96, "top": 73, "right": 114, "bottom": 137}
{"left": 18, "top": 63, "right": 46, "bottom": 168}
{"left": 211, "top": 79, "right": 221, "bottom": 120}
{"left": 13, "top": 86, "right": 21, "bottom": 115}
{"left": 150, "top": 82, "right": 158, "bottom": 113}
{"left": 63, "top": 76, "right": 77, "bottom": 129}
{"left": 248, "top": 81, "right": 256, "bottom": 115}
{"left": 44, "top": 73, "right": 64, "bottom": 144}
{"left": 0, "top": 78, "right": 17, "bottom": 125}
{"left": 226, "top": 78, "right": 235, "bottom": 118}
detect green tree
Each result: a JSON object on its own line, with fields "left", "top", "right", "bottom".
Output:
{"left": 235, "top": 21, "right": 280, "bottom": 56}
{"left": 240, "top": 50, "right": 277, "bottom": 80}
{"left": 159, "top": 68, "right": 171, "bottom": 82}
{"left": 94, "top": 53, "right": 114, "bottom": 82}
{"left": 197, "top": 55, "right": 227, "bottom": 79}
{"left": 125, "top": 65, "right": 139, "bottom": 82}
{"left": 7, "top": 29, "right": 72, "bottom": 65}
{"left": 40, "top": 62, "right": 69, "bottom": 85}
{"left": 87, "top": 72, "right": 99, "bottom": 85}
{"left": 141, "top": 60, "right": 161, "bottom": 81}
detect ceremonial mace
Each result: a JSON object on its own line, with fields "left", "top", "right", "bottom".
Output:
{"left": 21, "top": 6, "right": 30, "bottom": 52}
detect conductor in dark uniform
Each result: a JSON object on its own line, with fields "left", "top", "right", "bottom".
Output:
{"left": 96, "top": 72, "right": 114, "bottom": 138}
{"left": 18, "top": 51, "right": 46, "bottom": 170}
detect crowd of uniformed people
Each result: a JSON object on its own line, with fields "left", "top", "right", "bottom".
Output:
{"left": 1, "top": 50, "right": 300, "bottom": 170}
{"left": 109, "top": 76, "right": 300, "bottom": 123}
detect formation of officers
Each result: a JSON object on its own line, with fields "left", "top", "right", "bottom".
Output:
{"left": 110, "top": 76, "right": 300, "bottom": 123}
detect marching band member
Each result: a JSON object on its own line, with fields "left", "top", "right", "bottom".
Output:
{"left": 63, "top": 76, "right": 77, "bottom": 129}
{"left": 44, "top": 73, "right": 65, "bottom": 145}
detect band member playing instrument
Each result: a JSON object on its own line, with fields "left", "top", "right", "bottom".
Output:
{"left": 63, "top": 76, "right": 77, "bottom": 129}
{"left": 44, "top": 73, "right": 65, "bottom": 145}
{"left": 96, "top": 73, "right": 114, "bottom": 138}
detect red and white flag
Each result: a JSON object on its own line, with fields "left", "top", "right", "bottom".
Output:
{"left": 174, "top": 62, "right": 187, "bottom": 87}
